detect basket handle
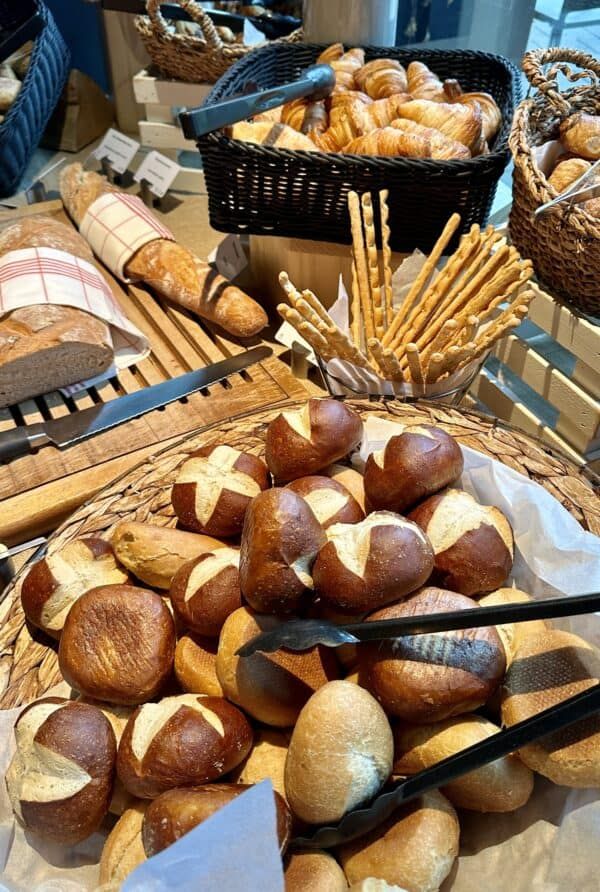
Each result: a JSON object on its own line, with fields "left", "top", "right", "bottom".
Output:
{"left": 145, "top": 0, "right": 224, "bottom": 50}
{"left": 522, "top": 47, "right": 600, "bottom": 114}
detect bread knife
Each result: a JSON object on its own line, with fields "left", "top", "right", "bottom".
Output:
{"left": 0, "top": 345, "right": 272, "bottom": 463}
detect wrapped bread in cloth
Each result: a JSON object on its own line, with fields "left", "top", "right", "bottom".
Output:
{"left": 59, "top": 163, "right": 267, "bottom": 337}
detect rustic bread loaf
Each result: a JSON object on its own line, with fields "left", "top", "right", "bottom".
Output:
{"left": 0, "top": 215, "right": 94, "bottom": 260}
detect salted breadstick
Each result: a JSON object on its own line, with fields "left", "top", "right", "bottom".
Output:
{"left": 362, "top": 193, "right": 384, "bottom": 340}
{"left": 406, "top": 343, "right": 425, "bottom": 395}
{"left": 277, "top": 304, "right": 335, "bottom": 360}
{"left": 379, "top": 190, "right": 393, "bottom": 330}
{"left": 426, "top": 352, "right": 446, "bottom": 384}
{"left": 348, "top": 191, "right": 375, "bottom": 350}
{"left": 351, "top": 257, "right": 361, "bottom": 348}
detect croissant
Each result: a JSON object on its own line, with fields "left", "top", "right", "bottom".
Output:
{"left": 329, "top": 47, "right": 365, "bottom": 91}
{"left": 354, "top": 58, "right": 408, "bottom": 99}
{"left": 229, "top": 121, "right": 320, "bottom": 151}
{"left": 559, "top": 112, "right": 600, "bottom": 160}
{"left": 318, "top": 42, "right": 344, "bottom": 64}
{"left": 328, "top": 90, "right": 373, "bottom": 109}
{"left": 443, "top": 80, "right": 502, "bottom": 142}
{"left": 407, "top": 61, "right": 446, "bottom": 100}
{"left": 548, "top": 157, "right": 591, "bottom": 193}
{"left": 313, "top": 94, "right": 412, "bottom": 151}
{"left": 281, "top": 98, "right": 328, "bottom": 134}
{"left": 398, "top": 99, "right": 482, "bottom": 153}
{"left": 391, "top": 119, "right": 471, "bottom": 159}
{"left": 253, "top": 106, "right": 282, "bottom": 124}
{"left": 344, "top": 126, "right": 461, "bottom": 158}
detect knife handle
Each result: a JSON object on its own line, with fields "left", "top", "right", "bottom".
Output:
{"left": 0, "top": 425, "right": 50, "bottom": 463}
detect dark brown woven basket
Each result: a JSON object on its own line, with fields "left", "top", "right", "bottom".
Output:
{"left": 134, "top": 0, "right": 302, "bottom": 83}
{"left": 509, "top": 47, "right": 600, "bottom": 317}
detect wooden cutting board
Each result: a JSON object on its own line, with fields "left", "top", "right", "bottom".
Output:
{"left": 0, "top": 200, "right": 307, "bottom": 544}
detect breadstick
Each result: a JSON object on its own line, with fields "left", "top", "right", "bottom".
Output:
{"left": 475, "top": 265, "right": 534, "bottom": 325}
{"left": 464, "top": 315, "right": 479, "bottom": 344}
{"left": 383, "top": 212, "right": 461, "bottom": 348}
{"left": 419, "top": 318, "right": 459, "bottom": 365}
{"left": 379, "top": 190, "right": 393, "bottom": 329}
{"left": 383, "top": 347, "right": 405, "bottom": 382}
{"left": 361, "top": 193, "right": 384, "bottom": 339}
{"left": 426, "top": 352, "right": 446, "bottom": 384}
{"left": 279, "top": 272, "right": 331, "bottom": 327}
{"left": 457, "top": 317, "right": 522, "bottom": 369}
{"left": 277, "top": 304, "right": 335, "bottom": 360}
{"left": 368, "top": 339, "right": 405, "bottom": 382}
{"left": 406, "top": 343, "right": 425, "bottom": 395}
{"left": 368, "top": 338, "right": 390, "bottom": 379}
{"left": 292, "top": 297, "right": 371, "bottom": 368}
{"left": 348, "top": 191, "right": 375, "bottom": 350}
{"left": 350, "top": 257, "right": 361, "bottom": 348}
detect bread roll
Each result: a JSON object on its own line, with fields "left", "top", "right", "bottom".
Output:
{"left": 287, "top": 475, "right": 364, "bottom": 529}
{"left": 6, "top": 698, "right": 116, "bottom": 844}
{"left": 99, "top": 802, "right": 147, "bottom": 887}
{"left": 169, "top": 548, "right": 241, "bottom": 637}
{"left": 174, "top": 633, "right": 224, "bottom": 696}
{"left": 111, "top": 521, "right": 225, "bottom": 589}
{"left": 548, "top": 157, "right": 591, "bottom": 193}
{"left": 216, "top": 606, "right": 338, "bottom": 726}
{"left": 58, "top": 584, "right": 176, "bottom": 705}
{"left": 266, "top": 399, "right": 363, "bottom": 482}
{"left": 285, "top": 851, "right": 348, "bottom": 891}
{"left": 348, "top": 881, "right": 408, "bottom": 892}
{"left": 393, "top": 714, "right": 534, "bottom": 811}
{"left": 21, "top": 537, "right": 128, "bottom": 638}
{"left": 325, "top": 464, "right": 366, "bottom": 512}
{"left": 364, "top": 426, "right": 463, "bottom": 514}
{"left": 502, "top": 629, "right": 600, "bottom": 786}
{"left": 0, "top": 75, "right": 20, "bottom": 111}
{"left": 117, "top": 693, "right": 253, "bottom": 798}
{"left": 285, "top": 680, "right": 393, "bottom": 824}
{"left": 478, "top": 587, "right": 548, "bottom": 666}
{"left": 78, "top": 697, "right": 135, "bottom": 815}
{"left": 408, "top": 488, "right": 513, "bottom": 596}
{"left": 364, "top": 588, "right": 506, "bottom": 722}
{"left": 338, "top": 790, "right": 459, "bottom": 892}
{"left": 171, "top": 444, "right": 269, "bottom": 537}
{"left": 231, "top": 728, "right": 289, "bottom": 797}
{"left": 559, "top": 112, "right": 600, "bottom": 160}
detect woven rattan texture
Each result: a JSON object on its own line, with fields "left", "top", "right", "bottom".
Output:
{"left": 509, "top": 48, "right": 600, "bottom": 316}
{"left": 1, "top": 399, "right": 598, "bottom": 710}
{"left": 197, "top": 44, "right": 520, "bottom": 252}
{"left": 0, "top": 1, "right": 70, "bottom": 198}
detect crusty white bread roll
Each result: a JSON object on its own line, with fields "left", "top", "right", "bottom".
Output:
{"left": 285, "top": 680, "right": 393, "bottom": 824}
{"left": 285, "top": 850, "right": 348, "bottom": 891}
{"left": 174, "top": 633, "right": 224, "bottom": 697}
{"left": 479, "top": 587, "right": 549, "bottom": 666}
{"left": 502, "top": 628, "right": 600, "bottom": 786}
{"left": 99, "top": 802, "right": 147, "bottom": 887}
{"left": 230, "top": 728, "right": 290, "bottom": 797}
{"left": 338, "top": 790, "right": 459, "bottom": 892}
{"left": 393, "top": 714, "right": 534, "bottom": 812}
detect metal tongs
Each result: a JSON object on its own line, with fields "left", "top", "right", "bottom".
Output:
{"left": 535, "top": 158, "right": 600, "bottom": 217}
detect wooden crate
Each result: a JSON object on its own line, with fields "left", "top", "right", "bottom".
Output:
{"left": 0, "top": 201, "right": 307, "bottom": 545}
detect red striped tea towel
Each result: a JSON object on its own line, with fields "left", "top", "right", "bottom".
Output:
{"left": 80, "top": 192, "right": 174, "bottom": 281}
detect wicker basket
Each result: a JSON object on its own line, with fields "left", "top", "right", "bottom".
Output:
{"left": 0, "top": 0, "right": 70, "bottom": 198}
{"left": 1, "top": 398, "right": 598, "bottom": 710}
{"left": 509, "top": 48, "right": 600, "bottom": 317}
{"left": 134, "top": 0, "right": 302, "bottom": 84}
{"left": 197, "top": 43, "right": 520, "bottom": 253}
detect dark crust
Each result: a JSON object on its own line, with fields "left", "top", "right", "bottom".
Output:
{"left": 286, "top": 475, "right": 364, "bottom": 529}
{"left": 364, "top": 426, "right": 463, "bottom": 513}
{"left": 169, "top": 555, "right": 242, "bottom": 637}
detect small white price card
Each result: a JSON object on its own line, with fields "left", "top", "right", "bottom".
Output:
{"left": 93, "top": 128, "right": 140, "bottom": 174}
{"left": 134, "top": 150, "right": 181, "bottom": 198}
{"left": 208, "top": 234, "right": 248, "bottom": 281}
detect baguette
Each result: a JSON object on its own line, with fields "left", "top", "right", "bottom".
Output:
{"left": 59, "top": 163, "right": 268, "bottom": 338}
{"left": 0, "top": 214, "right": 95, "bottom": 261}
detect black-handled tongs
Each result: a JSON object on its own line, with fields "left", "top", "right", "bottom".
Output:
{"left": 535, "top": 158, "right": 600, "bottom": 217}
{"left": 236, "top": 591, "right": 600, "bottom": 656}
{"left": 178, "top": 64, "right": 336, "bottom": 140}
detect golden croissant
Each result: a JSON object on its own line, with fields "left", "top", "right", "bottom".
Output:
{"left": 391, "top": 119, "right": 471, "bottom": 159}
{"left": 329, "top": 47, "right": 365, "bottom": 91}
{"left": 559, "top": 112, "right": 600, "bottom": 160}
{"left": 317, "top": 42, "right": 344, "bottom": 64}
{"left": 354, "top": 58, "right": 408, "bottom": 99}
{"left": 398, "top": 99, "right": 482, "bottom": 153}
{"left": 252, "top": 106, "right": 282, "bottom": 125}
{"left": 407, "top": 61, "right": 446, "bottom": 100}
{"left": 344, "top": 126, "right": 465, "bottom": 159}
{"left": 281, "top": 98, "right": 328, "bottom": 134}
{"left": 313, "top": 94, "right": 412, "bottom": 151}
{"left": 229, "top": 121, "right": 320, "bottom": 151}
{"left": 443, "top": 80, "right": 502, "bottom": 142}
{"left": 548, "top": 157, "right": 590, "bottom": 193}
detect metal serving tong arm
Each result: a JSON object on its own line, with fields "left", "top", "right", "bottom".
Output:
{"left": 178, "top": 64, "right": 336, "bottom": 140}
{"left": 236, "top": 591, "right": 600, "bottom": 657}
{"left": 293, "top": 682, "right": 600, "bottom": 848}
{"left": 535, "top": 158, "right": 600, "bottom": 217}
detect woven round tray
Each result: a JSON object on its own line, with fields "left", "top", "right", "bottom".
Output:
{"left": 1, "top": 399, "right": 598, "bottom": 711}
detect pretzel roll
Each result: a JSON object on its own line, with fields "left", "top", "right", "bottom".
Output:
{"left": 502, "top": 629, "right": 600, "bottom": 786}
{"left": 6, "top": 698, "right": 116, "bottom": 844}
{"left": 172, "top": 444, "right": 269, "bottom": 537}
{"left": 231, "top": 728, "right": 290, "bottom": 797}
{"left": 408, "top": 488, "right": 513, "bottom": 596}
{"left": 285, "top": 851, "right": 348, "bottom": 891}
{"left": 287, "top": 475, "right": 364, "bottom": 529}
{"left": 478, "top": 587, "right": 549, "bottom": 666}
{"left": 174, "top": 633, "right": 224, "bottom": 696}
{"left": 216, "top": 606, "right": 338, "bottom": 726}
{"left": 117, "top": 693, "right": 253, "bottom": 798}
{"left": 99, "top": 802, "right": 147, "bottom": 887}
{"left": 363, "top": 425, "right": 463, "bottom": 514}
{"left": 58, "top": 584, "right": 176, "bottom": 705}
{"left": 78, "top": 698, "right": 136, "bottom": 815}
{"left": 364, "top": 588, "right": 506, "bottom": 722}
{"left": 325, "top": 463, "right": 366, "bottom": 511}
{"left": 240, "top": 488, "right": 326, "bottom": 614}
{"left": 142, "top": 784, "right": 292, "bottom": 857}
{"left": 312, "top": 512, "right": 434, "bottom": 614}
{"left": 21, "top": 537, "right": 128, "bottom": 638}
{"left": 265, "top": 399, "right": 363, "bottom": 482}
{"left": 169, "top": 547, "right": 241, "bottom": 636}
{"left": 393, "top": 714, "right": 534, "bottom": 812}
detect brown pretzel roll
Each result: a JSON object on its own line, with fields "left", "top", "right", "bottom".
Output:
{"left": 172, "top": 444, "right": 269, "bottom": 537}
{"left": 216, "top": 606, "right": 338, "bottom": 727}
{"left": 174, "top": 633, "right": 224, "bottom": 696}
{"left": 501, "top": 629, "right": 600, "bottom": 787}
{"left": 312, "top": 512, "right": 434, "bottom": 614}
{"left": 6, "top": 698, "right": 116, "bottom": 844}
{"left": 58, "top": 584, "right": 176, "bottom": 705}
{"left": 325, "top": 463, "right": 366, "bottom": 512}
{"left": 478, "top": 587, "right": 549, "bottom": 666}
{"left": 99, "top": 802, "right": 147, "bottom": 887}
{"left": 284, "top": 680, "right": 393, "bottom": 824}
{"left": 393, "top": 714, "right": 534, "bottom": 812}
{"left": 21, "top": 538, "right": 128, "bottom": 638}
{"left": 364, "top": 587, "right": 506, "bottom": 722}
{"left": 117, "top": 694, "right": 253, "bottom": 798}
{"left": 285, "top": 851, "right": 348, "bottom": 891}
{"left": 142, "top": 783, "right": 292, "bottom": 857}
{"left": 230, "top": 728, "right": 290, "bottom": 798}
{"left": 408, "top": 489, "right": 514, "bottom": 596}
{"left": 77, "top": 698, "right": 136, "bottom": 815}
{"left": 240, "top": 488, "right": 326, "bottom": 614}
{"left": 338, "top": 790, "right": 459, "bottom": 891}
{"left": 363, "top": 425, "right": 463, "bottom": 514}
{"left": 169, "top": 547, "right": 241, "bottom": 636}
{"left": 286, "top": 475, "right": 364, "bottom": 529}
{"left": 265, "top": 399, "right": 363, "bottom": 482}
